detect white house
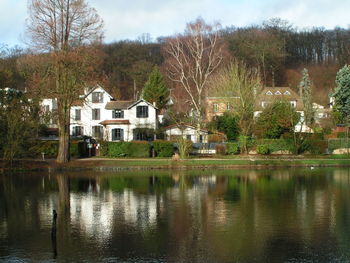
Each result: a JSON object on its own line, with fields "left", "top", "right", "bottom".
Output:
{"left": 164, "top": 124, "right": 208, "bottom": 143}
{"left": 41, "top": 85, "right": 158, "bottom": 141}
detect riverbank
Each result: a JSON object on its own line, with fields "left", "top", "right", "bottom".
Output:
{"left": 1, "top": 155, "right": 350, "bottom": 172}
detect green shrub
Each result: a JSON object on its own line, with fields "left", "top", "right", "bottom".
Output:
{"left": 215, "top": 144, "right": 227, "bottom": 155}
{"left": 307, "top": 139, "right": 328, "bottom": 154}
{"left": 108, "top": 142, "right": 130, "bottom": 157}
{"left": 129, "top": 141, "right": 150, "bottom": 157}
{"left": 337, "top": 132, "right": 347, "bottom": 138}
{"left": 99, "top": 141, "right": 109, "bottom": 156}
{"left": 257, "top": 139, "right": 294, "bottom": 153}
{"left": 257, "top": 144, "right": 270, "bottom": 155}
{"left": 153, "top": 140, "right": 174, "bottom": 157}
{"left": 30, "top": 140, "right": 59, "bottom": 157}
{"left": 226, "top": 142, "right": 240, "bottom": 155}
{"left": 328, "top": 139, "right": 350, "bottom": 151}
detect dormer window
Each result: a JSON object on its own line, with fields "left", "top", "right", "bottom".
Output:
{"left": 92, "top": 92, "right": 103, "bottom": 103}
{"left": 112, "top": 109, "right": 124, "bottom": 119}
{"left": 275, "top": 91, "right": 282, "bottom": 95}
{"left": 136, "top": 106, "right": 148, "bottom": 118}
{"left": 284, "top": 91, "right": 291, "bottom": 95}
{"left": 266, "top": 91, "right": 273, "bottom": 95}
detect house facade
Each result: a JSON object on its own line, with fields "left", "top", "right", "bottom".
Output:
{"left": 41, "top": 85, "right": 158, "bottom": 141}
{"left": 164, "top": 124, "right": 208, "bottom": 143}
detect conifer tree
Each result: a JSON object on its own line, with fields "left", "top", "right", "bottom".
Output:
{"left": 334, "top": 65, "right": 350, "bottom": 122}
{"left": 299, "top": 68, "right": 314, "bottom": 126}
{"left": 142, "top": 66, "right": 169, "bottom": 109}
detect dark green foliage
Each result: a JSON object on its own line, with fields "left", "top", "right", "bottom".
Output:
{"left": 129, "top": 141, "right": 150, "bottom": 157}
{"left": 227, "top": 142, "right": 240, "bottom": 155}
{"left": 334, "top": 65, "right": 350, "bottom": 122}
{"left": 211, "top": 112, "right": 240, "bottom": 141}
{"left": 107, "top": 142, "right": 130, "bottom": 157}
{"left": 99, "top": 141, "right": 109, "bottom": 156}
{"left": 255, "top": 101, "right": 300, "bottom": 139}
{"left": 29, "top": 140, "right": 87, "bottom": 158}
{"left": 102, "top": 141, "right": 151, "bottom": 157}
{"left": 257, "top": 139, "right": 294, "bottom": 153}
{"left": 142, "top": 66, "right": 169, "bottom": 109}
{"left": 153, "top": 140, "right": 174, "bottom": 157}
{"left": 257, "top": 144, "right": 270, "bottom": 155}
{"left": 0, "top": 89, "right": 40, "bottom": 161}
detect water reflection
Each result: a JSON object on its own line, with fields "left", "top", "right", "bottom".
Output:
{"left": 1, "top": 168, "right": 350, "bottom": 262}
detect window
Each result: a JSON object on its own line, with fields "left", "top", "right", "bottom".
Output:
{"left": 112, "top": 128, "right": 123, "bottom": 141}
{"left": 290, "top": 101, "right": 297, "bottom": 108}
{"left": 213, "top": 103, "right": 219, "bottom": 112}
{"left": 262, "top": 101, "right": 270, "bottom": 108}
{"left": 266, "top": 91, "right": 273, "bottom": 95}
{"left": 112, "top": 109, "right": 124, "bottom": 119}
{"left": 226, "top": 103, "right": 231, "bottom": 110}
{"left": 133, "top": 128, "right": 154, "bottom": 141}
{"left": 284, "top": 91, "right": 291, "bottom": 95}
{"left": 92, "top": 109, "right": 100, "bottom": 120}
{"left": 42, "top": 105, "right": 50, "bottom": 113}
{"left": 136, "top": 106, "right": 148, "bottom": 118}
{"left": 275, "top": 90, "right": 282, "bottom": 95}
{"left": 92, "top": 92, "right": 103, "bottom": 103}
{"left": 75, "top": 109, "right": 81, "bottom": 121}
{"left": 72, "top": 126, "right": 83, "bottom": 136}
{"left": 186, "top": 135, "right": 192, "bottom": 141}
{"left": 92, "top": 126, "right": 103, "bottom": 139}
{"left": 199, "top": 135, "right": 203, "bottom": 143}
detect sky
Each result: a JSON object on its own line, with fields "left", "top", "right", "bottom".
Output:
{"left": 1, "top": 0, "right": 350, "bottom": 47}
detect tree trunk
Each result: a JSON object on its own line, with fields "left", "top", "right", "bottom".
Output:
{"left": 57, "top": 99, "right": 70, "bottom": 163}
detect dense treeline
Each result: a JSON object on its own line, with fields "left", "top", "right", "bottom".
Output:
{"left": 1, "top": 19, "right": 350, "bottom": 104}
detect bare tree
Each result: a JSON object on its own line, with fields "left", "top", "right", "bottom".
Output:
{"left": 25, "top": 0, "right": 103, "bottom": 163}
{"left": 164, "top": 18, "right": 224, "bottom": 132}
{"left": 210, "top": 61, "right": 261, "bottom": 153}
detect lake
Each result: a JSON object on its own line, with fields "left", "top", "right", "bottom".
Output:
{"left": 1, "top": 168, "right": 350, "bottom": 262}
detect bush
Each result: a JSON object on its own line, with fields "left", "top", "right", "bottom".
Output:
{"left": 129, "top": 141, "right": 151, "bottom": 157}
{"left": 257, "top": 139, "right": 294, "bottom": 153}
{"left": 257, "top": 144, "right": 270, "bottom": 155}
{"left": 215, "top": 144, "right": 227, "bottom": 155}
{"left": 30, "top": 140, "right": 87, "bottom": 158}
{"left": 227, "top": 142, "right": 240, "bottom": 155}
{"left": 208, "top": 134, "right": 224, "bottom": 143}
{"left": 99, "top": 141, "right": 109, "bottom": 156}
{"left": 153, "top": 140, "right": 174, "bottom": 157}
{"left": 108, "top": 142, "right": 130, "bottom": 157}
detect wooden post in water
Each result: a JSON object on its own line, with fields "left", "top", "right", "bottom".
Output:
{"left": 51, "top": 209, "right": 57, "bottom": 258}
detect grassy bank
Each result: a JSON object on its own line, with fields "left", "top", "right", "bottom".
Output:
{"left": 1, "top": 156, "right": 350, "bottom": 172}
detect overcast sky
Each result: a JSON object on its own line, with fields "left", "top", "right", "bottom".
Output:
{"left": 1, "top": 0, "right": 350, "bottom": 47}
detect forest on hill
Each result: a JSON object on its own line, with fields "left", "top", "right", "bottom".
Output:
{"left": 1, "top": 18, "right": 349, "bottom": 106}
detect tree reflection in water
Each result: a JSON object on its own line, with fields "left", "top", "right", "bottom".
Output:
{"left": 1, "top": 168, "right": 350, "bottom": 262}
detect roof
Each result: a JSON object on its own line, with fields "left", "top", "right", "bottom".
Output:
{"left": 105, "top": 100, "right": 135, "bottom": 110}
{"left": 256, "top": 87, "right": 304, "bottom": 111}
{"left": 257, "top": 87, "right": 300, "bottom": 101}
{"left": 105, "top": 99, "right": 158, "bottom": 110}
{"left": 164, "top": 124, "right": 208, "bottom": 133}
{"left": 99, "top": 120, "right": 130, "bottom": 125}
{"left": 84, "top": 84, "right": 113, "bottom": 100}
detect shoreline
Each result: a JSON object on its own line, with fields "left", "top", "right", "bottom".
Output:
{"left": 1, "top": 156, "right": 350, "bottom": 172}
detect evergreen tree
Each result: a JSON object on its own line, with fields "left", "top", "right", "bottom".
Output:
{"left": 142, "top": 66, "right": 169, "bottom": 109}
{"left": 299, "top": 68, "right": 314, "bottom": 126}
{"left": 334, "top": 65, "right": 350, "bottom": 123}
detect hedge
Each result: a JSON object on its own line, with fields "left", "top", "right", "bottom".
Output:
{"left": 129, "top": 141, "right": 150, "bottom": 158}
{"left": 101, "top": 141, "right": 151, "bottom": 158}
{"left": 153, "top": 140, "right": 174, "bottom": 157}
{"left": 29, "top": 140, "right": 87, "bottom": 158}
{"left": 257, "top": 139, "right": 294, "bottom": 153}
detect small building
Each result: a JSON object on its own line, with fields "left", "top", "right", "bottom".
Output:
{"left": 164, "top": 124, "right": 208, "bottom": 143}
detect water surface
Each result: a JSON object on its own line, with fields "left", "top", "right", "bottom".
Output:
{"left": 1, "top": 168, "right": 350, "bottom": 262}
